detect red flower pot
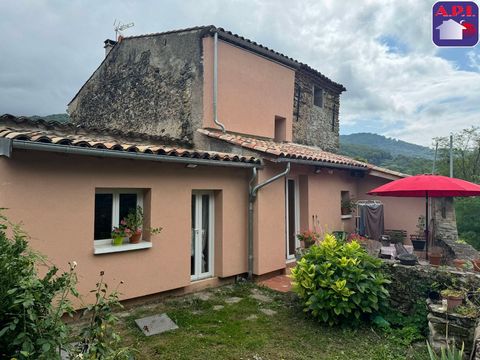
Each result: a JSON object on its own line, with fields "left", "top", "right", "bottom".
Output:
{"left": 429, "top": 253, "right": 442, "bottom": 266}
{"left": 129, "top": 231, "right": 142, "bottom": 244}
{"left": 445, "top": 295, "right": 463, "bottom": 311}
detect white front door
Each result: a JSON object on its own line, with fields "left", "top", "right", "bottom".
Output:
{"left": 191, "top": 192, "right": 214, "bottom": 281}
{"left": 286, "top": 178, "right": 299, "bottom": 260}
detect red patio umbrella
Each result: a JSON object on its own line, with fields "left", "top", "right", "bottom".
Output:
{"left": 368, "top": 174, "right": 480, "bottom": 257}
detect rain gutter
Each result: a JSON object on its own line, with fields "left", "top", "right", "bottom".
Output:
{"left": 275, "top": 157, "right": 368, "bottom": 171}
{"left": 247, "top": 162, "right": 290, "bottom": 280}
{"left": 8, "top": 140, "right": 261, "bottom": 168}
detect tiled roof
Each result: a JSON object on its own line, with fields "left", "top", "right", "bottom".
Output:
{"left": 198, "top": 129, "right": 368, "bottom": 168}
{"left": 370, "top": 165, "right": 408, "bottom": 178}
{"left": 0, "top": 115, "right": 260, "bottom": 165}
{"left": 123, "top": 25, "right": 346, "bottom": 93}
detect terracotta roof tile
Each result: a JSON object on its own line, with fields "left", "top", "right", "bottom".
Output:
{"left": 199, "top": 128, "right": 368, "bottom": 168}
{"left": 0, "top": 115, "right": 260, "bottom": 166}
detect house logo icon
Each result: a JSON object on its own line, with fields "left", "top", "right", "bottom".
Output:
{"left": 433, "top": 1, "right": 478, "bottom": 47}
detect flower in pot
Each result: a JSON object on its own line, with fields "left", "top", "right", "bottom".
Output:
{"left": 428, "top": 248, "right": 443, "bottom": 266}
{"left": 111, "top": 226, "right": 128, "bottom": 246}
{"left": 124, "top": 206, "right": 144, "bottom": 244}
{"left": 440, "top": 289, "right": 465, "bottom": 311}
{"left": 411, "top": 216, "right": 426, "bottom": 251}
{"left": 297, "top": 230, "right": 320, "bottom": 248}
{"left": 340, "top": 198, "right": 355, "bottom": 216}
{"left": 124, "top": 206, "right": 163, "bottom": 244}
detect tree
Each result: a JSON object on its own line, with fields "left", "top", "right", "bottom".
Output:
{"left": 433, "top": 127, "right": 480, "bottom": 250}
{"left": 434, "top": 126, "right": 480, "bottom": 182}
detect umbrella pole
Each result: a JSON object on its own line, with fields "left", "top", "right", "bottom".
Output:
{"left": 425, "top": 192, "right": 429, "bottom": 260}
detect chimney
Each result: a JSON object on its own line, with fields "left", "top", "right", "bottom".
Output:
{"left": 103, "top": 39, "right": 117, "bottom": 57}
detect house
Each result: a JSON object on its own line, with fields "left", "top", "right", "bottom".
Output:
{"left": 436, "top": 19, "right": 466, "bottom": 40}
{"left": 0, "top": 26, "right": 424, "bottom": 304}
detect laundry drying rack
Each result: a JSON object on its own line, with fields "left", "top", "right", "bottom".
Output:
{"left": 354, "top": 200, "right": 383, "bottom": 235}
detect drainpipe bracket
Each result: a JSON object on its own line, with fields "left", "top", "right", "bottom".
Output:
{"left": 0, "top": 138, "right": 12, "bottom": 157}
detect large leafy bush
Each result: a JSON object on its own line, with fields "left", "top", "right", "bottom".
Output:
{"left": 291, "top": 234, "right": 390, "bottom": 325}
{"left": 0, "top": 211, "right": 132, "bottom": 359}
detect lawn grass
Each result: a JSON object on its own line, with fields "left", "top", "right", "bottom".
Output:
{"left": 116, "top": 283, "right": 429, "bottom": 360}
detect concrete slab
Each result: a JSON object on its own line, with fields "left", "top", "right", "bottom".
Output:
{"left": 260, "top": 308, "right": 277, "bottom": 316}
{"left": 135, "top": 313, "right": 178, "bottom": 336}
{"left": 225, "top": 297, "right": 242, "bottom": 304}
{"left": 194, "top": 292, "right": 212, "bottom": 301}
{"left": 250, "top": 293, "right": 273, "bottom": 303}
{"left": 213, "top": 305, "right": 224, "bottom": 311}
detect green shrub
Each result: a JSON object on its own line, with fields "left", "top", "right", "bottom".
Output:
{"left": 290, "top": 234, "right": 390, "bottom": 325}
{"left": 0, "top": 211, "right": 76, "bottom": 359}
{"left": 0, "top": 211, "right": 133, "bottom": 359}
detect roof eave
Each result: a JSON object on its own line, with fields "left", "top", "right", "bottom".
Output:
{"left": 275, "top": 156, "right": 368, "bottom": 171}
{"left": 8, "top": 140, "right": 262, "bottom": 168}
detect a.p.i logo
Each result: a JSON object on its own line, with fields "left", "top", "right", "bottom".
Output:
{"left": 433, "top": 1, "right": 479, "bottom": 47}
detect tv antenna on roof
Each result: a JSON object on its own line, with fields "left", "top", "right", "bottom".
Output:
{"left": 113, "top": 19, "right": 135, "bottom": 40}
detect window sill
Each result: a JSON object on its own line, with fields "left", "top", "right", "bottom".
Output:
{"left": 341, "top": 214, "right": 353, "bottom": 220}
{"left": 94, "top": 241, "right": 152, "bottom": 255}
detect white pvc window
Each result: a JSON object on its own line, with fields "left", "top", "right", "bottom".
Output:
{"left": 94, "top": 189, "right": 143, "bottom": 241}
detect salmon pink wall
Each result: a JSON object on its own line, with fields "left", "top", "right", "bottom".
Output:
{"left": 0, "top": 152, "right": 249, "bottom": 303}
{"left": 253, "top": 163, "right": 287, "bottom": 274}
{"left": 358, "top": 175, "right": 424, "bottom": 244}
{"left": 302, "top": 168, "right": 357, "bottom": 235}
{"left": 203, "top": 37, "right": 295, "bottom": 140}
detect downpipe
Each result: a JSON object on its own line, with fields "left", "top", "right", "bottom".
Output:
{"left": 213, "top": 31, "right": 226, "bottom": 133}
{"left": 247, "top": 162, "right": 290, "bottom": 280}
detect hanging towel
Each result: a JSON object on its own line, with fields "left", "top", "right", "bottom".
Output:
{"left": 364, "top": 204, "right": 384, "bottom": 241}
{"left": 358, "top": 205, "right": 366, "bottom": 236}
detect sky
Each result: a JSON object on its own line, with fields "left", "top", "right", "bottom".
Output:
{"left": 0, "top": 0, "right": 479, "bottom": 146}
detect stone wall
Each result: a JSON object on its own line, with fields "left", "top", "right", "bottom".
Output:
{"left": 68, "top": 28, "right": 207, "bottom": 144}
{"left": 432, "top": 197, "right": 479, "bottom": 262}
{"left": 292, "top": 71, "right": 340, "bottom": 152}
{"left": 384, "top": 262, "right": 480, "bottom": 357}
{"left": 383, "top": 262, "right": 480, "bottom": 314}
{"left": 427, "top": 300, "right": 479, "bottom": 357}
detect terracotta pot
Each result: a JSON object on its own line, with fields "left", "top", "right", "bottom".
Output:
{"left": 304, "top": 239, "right": 315, "bottom": 248}
{"left": 472, "top": 259, "right": 480, "bottom": 272}
{"left": 129, "top": 231, "right": 142, "bottom": 244}
{"left": 453, "top": 259, "right": 466, "bottom": 270}
{"left": 429, "top": 253, "right": 442, "bottom": 266}
{"left": 445, "top": 295, "right": 463, "bottom": 311}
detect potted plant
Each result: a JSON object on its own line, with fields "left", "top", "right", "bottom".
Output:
{"left": 340, "top": 197, "right": 355, "bottom": 215}
{"left": 297, "top": 230, "right": 320, "bottom": 248}
{"left": 111, "top": 226, "right": 129, "bottom": 246}
{"left": 411, "top": 216, "right": 426, "bottom": 251}
{"left": 124, "top": 206, "right": 144, "bottom": 243}
{"left": 123, "top": 206, "right": 163, "bottom": 244}
{"left": 429, "top": 247, "right": 443, "bottom": 266}
{"left": 440, "top": 289, "right": 464, "bottom": 311}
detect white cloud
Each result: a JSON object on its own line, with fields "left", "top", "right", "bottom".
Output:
{"left": 0, "top": 0, "right": 478, "bottom": 146}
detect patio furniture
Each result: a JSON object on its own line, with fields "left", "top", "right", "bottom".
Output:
{"left": 384, "top": 229, "right": 407, "bottom": 244}
{"left": 368, "top": 174, "right": 480, "bottom": 259}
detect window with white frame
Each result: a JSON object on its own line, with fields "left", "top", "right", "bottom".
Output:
{"left": 94, "top": 189, "right": 143, "bottom": 241}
